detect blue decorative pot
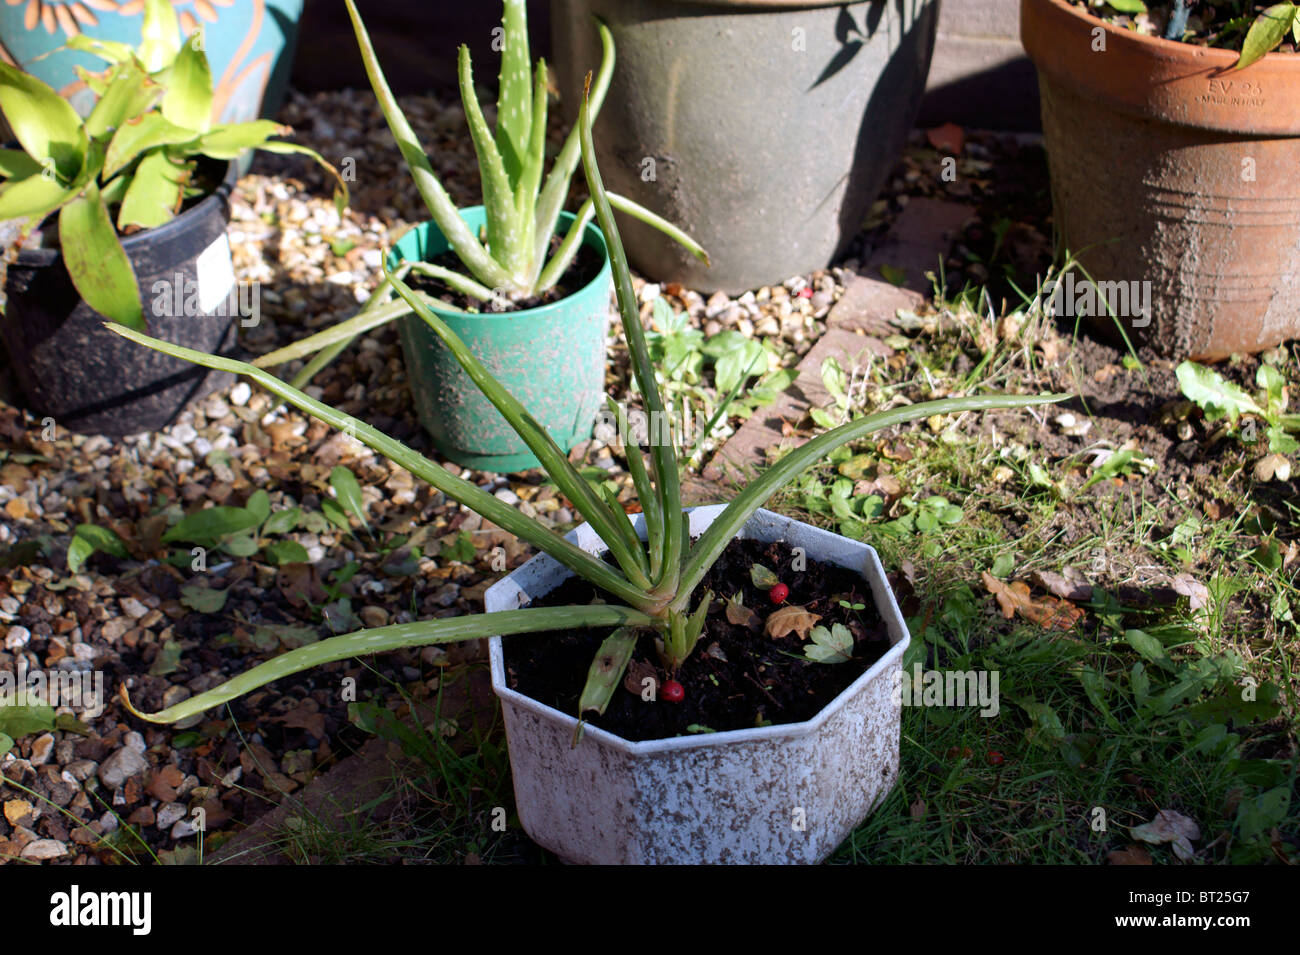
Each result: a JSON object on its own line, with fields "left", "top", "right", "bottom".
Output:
{"left": 0, "top": 0, "right": 302, "bottom": 123}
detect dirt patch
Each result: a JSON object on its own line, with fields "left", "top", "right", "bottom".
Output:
{"left": 503, "top": 538, "right": 891, "bottom": 742}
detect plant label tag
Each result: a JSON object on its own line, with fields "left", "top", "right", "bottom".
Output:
{"left": 196, "top": 233, "right": 236, "bottom": 315}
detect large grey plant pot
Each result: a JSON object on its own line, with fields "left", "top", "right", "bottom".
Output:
{"left": 486, "top": 504, "right": 909, "bottom": 864}
{"left": 551, "top": 0, "right": 940, "bottom": 293}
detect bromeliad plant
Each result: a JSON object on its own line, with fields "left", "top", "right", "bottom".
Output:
{"left": 111, "top": 76, "right": 1068, "bottom": 728}
{"left": 344, "top": 0, "right": 703, "bottom": 306}
{"left": 0, "top": 0, "right": 344, "bottom": 330}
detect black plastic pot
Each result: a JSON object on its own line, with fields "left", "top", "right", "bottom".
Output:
{"left": 1, "top": 161, "right": 241, "bottom": 437}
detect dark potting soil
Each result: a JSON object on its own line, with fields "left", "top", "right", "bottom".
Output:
{"left": 407, "top": 234, "right": 602, "bottom": 312}
{"left": 501, "top": 538, "right": 892, "bottom": 742}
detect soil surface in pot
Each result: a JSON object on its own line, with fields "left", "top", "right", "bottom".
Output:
{"left": 1063, "top": 0, "right": 1298, "bottom": 52}
{"left": 502, "top": 538, "right": 891, "bottom": 741}
{"left": 408, "top": 237, "right": 602, "bottom": 312}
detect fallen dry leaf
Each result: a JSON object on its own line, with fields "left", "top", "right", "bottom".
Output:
{"left": 1105, "top": 845, "right": 1153, "bottom": 865}
{"left": 144, "top": 765, "right": 186, "bottom": 803}
{"left": 982, "top": 572, "right": 1085, "bottom": 631}
{"left": 764, "top": 605, "right": 822, "bottom": 640}
{"left": 1254, "top": 452, "right": 1291, "bottom": 482}
{"left": 1171, "top": 573, "right": 1209, "bottom": 612}
{"left": 725, "top": 595, "right": 761, "bottom": 631}
{"left": 623, "top": 659, "right": 658, "bottom": 697}
{"left": 910, "top": 796, "right": 927, "bottom": 821}
{"left": 1131, "top": 809, "right": 1201, "bottom": 861}
{"left": 926, "top": 121, "right": 965, "bottom": 154}
{"left": 1031, "top": 567, "right": 1093, "bottom": 602}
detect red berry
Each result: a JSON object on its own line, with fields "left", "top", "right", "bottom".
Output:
{"left": 662, "top": 680, "right": 685, "bottom": 703}
{"left": 769, "top": 583, "right": 789, "bottom": 604}
{"left": 797, "top": 287, "right": 813, "bottom": 298}
{"left": 986, "top": 750, "right": 1004, "bottom": 766}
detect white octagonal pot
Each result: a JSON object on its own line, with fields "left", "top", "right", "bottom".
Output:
{"left": 486, "top": 505, "right": 910, "bottom": 864}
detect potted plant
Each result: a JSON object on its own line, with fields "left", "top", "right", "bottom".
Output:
{"left": 272, "top": 0, "right": 706, "bottom": 474}
{"left": 1021, "top": 0, "right": 1300, "bottom": 361}
{"left": 0, "top": 0, "right": 305, "bottom": 125}
{"left": 112, "top": 82, "right": 1066, "bottom": 864}
{"left": 548, "top": 0, "right": 941, "bottom": 293}
{"left": 0, "top": 0, "right": 343, "bottom": 436}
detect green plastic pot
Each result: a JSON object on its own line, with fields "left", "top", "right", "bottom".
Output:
{"left": 390, "top": 208, "right": 612, "bottom": 473}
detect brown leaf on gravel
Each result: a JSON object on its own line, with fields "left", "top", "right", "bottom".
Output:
{"left": 276, "top": 563, "right": 328, "bottom": 609}
{"left": 623, "top": 659, "right": 658, "bottom": 698}
{"left": 981, "top": 572, "right": 1085, "bottom": 631}
{"left": 274, "top": 702, "right": 327, "bottom": 739}
{"left": 926, "top": 122, "right": 965, "bottom": 155}
{"left": 1030, "top": 567, "right": 1093, "bottom": 602}
{"left": 764, "top": 605, "right": 821, "bottom": 640}
{"left": 1105, "top": 845, "right": 1152, "bottom": 865}
{"left": 725, "top": 594, "right": 761, "bottom": 630}
{"left": 144, "top": 764, "right": 186, "bottom": 803}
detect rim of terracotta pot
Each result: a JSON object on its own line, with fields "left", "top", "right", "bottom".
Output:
{"left": 486, "top": 505, "right": 909, "bottom": 757}
{"left": 1021, "top": 0, "right": 1300, "bottom": 135}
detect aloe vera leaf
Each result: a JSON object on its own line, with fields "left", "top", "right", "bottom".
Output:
{"left": 532, "top": 17, "right": 614, "bottom": 280}
{"left": 125, "top": 606, "right": 654, "bottom": 724}
{"left": 343, "top": 0, "right": 509, "bottom": 290}
{"left": 105, "top": 322, "right": 653, "bottom": 610}
{"left": 495, "top": 0, "right": 532, "bottom": 190}
{"left": 384, "top": 263, "right": 653, "bottom": 592}
{"left": 579, "top": 78, "right": 682, "bottom": 596}
{"left": 578, "top": 626, "right": 638, "bottom": 717}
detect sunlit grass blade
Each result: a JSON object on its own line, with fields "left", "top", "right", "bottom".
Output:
{"left": 106, "top": 322, "right": 653, "bottom": 609}
{"left": 579, "top": 74, "right": 682, "bottom": 595}
{"left": 125, "top": 606, "right": 654, "bottom": 724}
{"left": 677, "top": 393, "right": 1071, "bottom": 604}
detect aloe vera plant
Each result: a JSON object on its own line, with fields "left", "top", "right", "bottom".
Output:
{"left": 0, "top": 0, "right": 345, "bottom": 331}
{"left": 111, "top": 76, "right": 1068, "bottom": 728}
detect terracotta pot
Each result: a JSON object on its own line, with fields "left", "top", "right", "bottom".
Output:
{"left": 1021, "top": 0, "right": 1300, "bottom": 361}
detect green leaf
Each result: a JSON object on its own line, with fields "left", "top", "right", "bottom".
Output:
{"left": 1267, "top": 425, "right": 1299, "bottom": 454}
{"left": 0, "top": 704, "right": 56, "bottom": 738}
{"left": 1235, "top": 3, "right": 1296, "bottom": 70}
{"left": 245, "top": 489, "right": 271, "bottom": 526}
{"left": 0, "top": 734, "right": 12, "bottom": 757}
{"left": 59, "top": 183, "right": 143, "bottom": 329}
{"left": 104, "top": 113, "right": 196, "bottom": 180}
{"left": 1256, "top": 362, "right": 1286, "bottom": 413}
{"left": 458, "top": 44, "right": 521, "bottom": 275}
{"left": 139, "top": 0, "right": 182, "bottom": 72}
{"left": 262, "top": 508, "right": 301, "bottom": 536}
{"left": 805, "top": 623, "right": 853, "bottom": 664}
{"left": 263, "top": 540, "right": 310, "bottom": 565}
{"left": 162, "top": 506, "right": 262, "bottom": 544}
{"left": 116, "top": 149, "right": 188, "bottom": 231}
{"left": 149, "top": 639, "right": 183, "bottom": 676}
{"left": 1106, "top": 0, "right": 1147, "bottom": 12}
{"left": 220, "top": 533, "right": 260, "bottom": 557}
{"left": 0, "top": 171, "right": 73, "bottom": 223}
{"left": 438, "top": 531, "right": 477, "bottom": 564}
{"left": 0, "top": 62, "right": 86, "bottom": 181}
{"left": 162, "top": 33, "right": 213, "bottom": 132}
{"left": 180, "top": 583, "right": 228, "bottom": 613}
{"left": 67, "top": 523, "right": 130, "bottom": 574}
{"left": 750, "top": 563, "right": 780, "bottom": 588}
{"left": 329, "top": 466, "right": 369, "bottom": 530}
{"left": 0, "top": 147, "right": 44, "bottom": 180}
{"left": 195, "top": 119, "right": 288, "bottom": 158}
{"left": 320, "top": 497, "right": 352, "bottom": 533}
{"left": 85, "top": 60, "right": 155, "bottom": 140}
{"left": 879, "top": 263, "right": 906, "bottom": 286}
{"left": 65, "top": 34, "right": 136, "bottom": 64}
{"left": 1124, "top": 628, "right": 1172, "bottom": 669}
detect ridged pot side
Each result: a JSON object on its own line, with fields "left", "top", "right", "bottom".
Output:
{"left": 1022, "top": 0, "right": 1300, "bottom": 361}
{"left": 486, "top": 506, "right": 909, "bottom": 865}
